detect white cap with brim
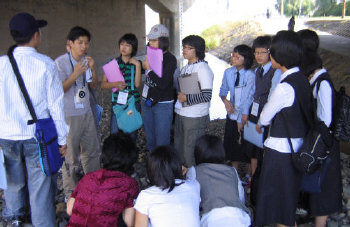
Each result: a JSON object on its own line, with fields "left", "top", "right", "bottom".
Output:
{"left": 146, "top": 24, "right": 169, "bottom": 39}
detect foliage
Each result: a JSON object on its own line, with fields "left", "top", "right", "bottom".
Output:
{"left": 201, "top": 21, "right": 255, "bottom": 50}
{"left": 314, "top": 0, "right": 350, "bottom": 16}
{"left": 275, "top": 0, "right": 314, "bottom": 16}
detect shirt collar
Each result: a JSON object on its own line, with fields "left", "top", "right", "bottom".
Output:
{"left": 309, "top": 68, "right": 327, "bottom": 85}
{"left": 236, "top": 67, "right": 246, "bottom": 74}
{"left": 262, "top": 62, "right": 272, "bottom": 75}
{"left": 279, "top": 67, "right": 299, "bottom": 82}
{"left": 13, "top": 46, "right": 37, "bottom": 54}
{"left": 68, "top": 51, "right": 85, "bottom": 65}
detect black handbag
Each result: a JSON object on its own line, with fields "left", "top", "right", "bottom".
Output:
{"left": 7, "top": 45, "right": 63, "bottom": 176}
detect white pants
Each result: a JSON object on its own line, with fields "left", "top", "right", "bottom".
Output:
{"left": 200, "top": 207, "right": 251, "bottom": 227}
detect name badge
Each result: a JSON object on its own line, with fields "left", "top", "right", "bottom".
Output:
{"left": 251, "top": 102, "right": 259, "bottom": 116}
{"left": 142, "top": 84, "right": 149, "bottom": 98}
{"left": 117, "top": 91, "right": 128, "bottom": 105}
{"left": 74, "top": 96, "right": 84, "bottom": 109}
{"left": 74, "top": 87, "right": 86, "bottom": 109}
{"left": 75, "top": 88, "right": 86, "bottom": 104}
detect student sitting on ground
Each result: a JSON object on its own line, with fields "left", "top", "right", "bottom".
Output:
{"left": 191, "top": 134, "right": 251, "bottom": 227}
{"left": 66, "top": 132, "right": 139, "bottom": 227}
{"left": 134, "top": 145, "right": 201, "bottom": 227}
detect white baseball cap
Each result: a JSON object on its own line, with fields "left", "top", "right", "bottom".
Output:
{"left": 147, "top": 24, "right": 169, "bottom": 39}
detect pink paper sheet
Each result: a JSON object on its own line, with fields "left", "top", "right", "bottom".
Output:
{"left": 147, "top": 46, "right": 163, "bottom": 78}
{"left": 102, "top": 59, "right": 125, "bottom": 92}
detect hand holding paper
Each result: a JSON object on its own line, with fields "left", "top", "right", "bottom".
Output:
{"left": 146, "top": 46, "right": 163, "bottom": 78}
{"left": 102, "top": 59, "right": 125, "bottom": 92}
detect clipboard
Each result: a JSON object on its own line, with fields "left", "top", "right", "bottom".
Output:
{"left": 243, "top": 121, "right": 265, "bottom": 148}
{"left": 102, "top": 59, "right": 125, "bottom": 92}
{"left": 177, "top": 72, "right": 201, "bottom": 107}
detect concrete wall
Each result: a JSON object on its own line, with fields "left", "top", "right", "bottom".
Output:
{"left": 0, "top": 0, "right": 146, "bottom": 76}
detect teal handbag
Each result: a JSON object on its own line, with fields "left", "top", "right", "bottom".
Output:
{"left": 112, "top": 66, "right": 142, "bottom": 133}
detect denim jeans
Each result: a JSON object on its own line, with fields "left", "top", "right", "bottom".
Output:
{"left": 141, "top": 101, "right": 173, "bottom": 151}
{"left": 0, "top": 138, "right": 57, "bottom": 227}
{"left": 111, "top": 102, "right": 141, "bottom": 142}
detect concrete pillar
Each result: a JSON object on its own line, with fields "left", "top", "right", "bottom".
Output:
{"left": 159, "top": 12, "right": 178, "bottom": 56}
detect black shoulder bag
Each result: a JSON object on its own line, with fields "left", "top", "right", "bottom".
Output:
{"left": 281, "top": 85, "right": 333, "bottom": 192}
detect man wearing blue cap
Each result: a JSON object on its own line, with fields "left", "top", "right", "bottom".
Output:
{"left": 0, "top": 12, "right": 69, "bottom": 227}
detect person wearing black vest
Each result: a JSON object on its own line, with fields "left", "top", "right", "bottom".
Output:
{"left": 298, "top": 29, "right": 342, "bottom": 227}
{"left": 247, "top": 36, "right": 282, "bottom": 187}
{"left": 255, "top": 31, "right": 313, "bottom": 227}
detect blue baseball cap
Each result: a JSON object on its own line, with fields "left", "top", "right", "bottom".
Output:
{"left": 9, "top": 12, "right": 47, "bottom": 38}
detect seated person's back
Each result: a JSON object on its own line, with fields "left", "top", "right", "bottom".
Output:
{"left": 192, "top": 135, "right": 251, "bottom": 227}
{"left": 134, "top": 146, "right": 201, "bottom": 227}
{"left": 66, "top": 132, "right": 139, "bottom": 227}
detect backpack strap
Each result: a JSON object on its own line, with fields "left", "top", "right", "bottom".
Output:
{"left": 311, "top": 73, "right": 336, "bottom": 130}
{"left": 7, "top": 45, "right": 38, "bottom": 125}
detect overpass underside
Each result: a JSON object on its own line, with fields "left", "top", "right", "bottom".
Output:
{"left": 0, "top": 0, "right": 194, "bottom": 72}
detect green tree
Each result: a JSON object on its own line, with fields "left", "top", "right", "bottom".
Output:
{"left": 315, "top": 0, "right": 336, "bottom": 16}
{"left": 314, "top": 0, "right": 350, "bottom": 16}
{"left": 275, "top": 0, "right": 314, "bottom": 16}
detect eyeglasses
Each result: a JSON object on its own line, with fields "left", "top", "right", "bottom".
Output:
{"left": 254, "top": 51, "right": 269, "bottom": 56}
{"left": 183, "top": 46, "right": 195, "bottom": 51}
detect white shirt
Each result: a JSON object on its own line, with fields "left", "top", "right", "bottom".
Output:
{"left": 309, "top": 68, "right": 332, "bottom": 127}
{"left": 134, "top": 177, "right": 201, "bottom": 227}
{"left": 175, "top": 61, "right": 214, "bottom": 118}
{"left": 0, "top": 46, "right": 69, "bottom": 145}
{"left": 259, "top": 67, "right": 303, "bottom": 153}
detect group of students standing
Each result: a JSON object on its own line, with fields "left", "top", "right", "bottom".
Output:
{"left": 64, "top": 24, "right": 342, "bottom": 227}
{"left": 0, "top": 11, "right": 342, "bottom": 227}
{"left": 219, "top": 30, "right": 341, "bottom": 227}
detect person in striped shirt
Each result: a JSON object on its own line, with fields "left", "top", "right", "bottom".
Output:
{"left": 0, "top": 12, "right": 68, "bottom": 227}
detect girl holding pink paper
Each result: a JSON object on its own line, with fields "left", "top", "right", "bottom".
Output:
{"left": 101, "top": 33, "right": 141, "bottom": 141}
{"left": 141, "top": 24, "right": 177, "bottom": 151}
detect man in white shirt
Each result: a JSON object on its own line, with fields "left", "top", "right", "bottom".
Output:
{"left": 0, "top": 12, "right": 68, "bottom": 227}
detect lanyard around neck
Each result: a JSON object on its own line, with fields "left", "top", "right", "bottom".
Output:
{"left": 67, "top": 52, "right": 86, "bottom": 87}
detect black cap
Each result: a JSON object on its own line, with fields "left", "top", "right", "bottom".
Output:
{"left": 9, "top": 12, "right": 47, "bottom": 38}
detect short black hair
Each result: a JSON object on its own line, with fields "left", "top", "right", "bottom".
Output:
{"left": 252, "top": 35, "right": 272, "bottom": 50}
{"left": 10, "top": 30, "right": 34, "bottom": 44}
{"left": 119, "top": 33, "right": 138, "bottom": 57}
{"left": 301, "top": 52, "right": 323, "bottom": 77}
{"left": 67, "top": 26, "right": 91, "bottom": 42}
{"left": 147, "top": 146, "right": 184, "bottom": 193}
{"left": 233, "top": 44, "right": 254, "bottom": 69}
{"left": 297, "top": 29, "right": 319, "bottom": 52}
{"left": 270, "top": 30, "right": 303, "bottom": 69}
{"left": 158, "top": 36, "right": 170, "bottom": 52}
{"left": 101, "top": 132, "right": 138, "bottom": 175}
{"left": 182, "top": 35, "right": 206, "bottom": 60}
{"left": 195, "top": 135, "right": 225, "bottom": 165}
